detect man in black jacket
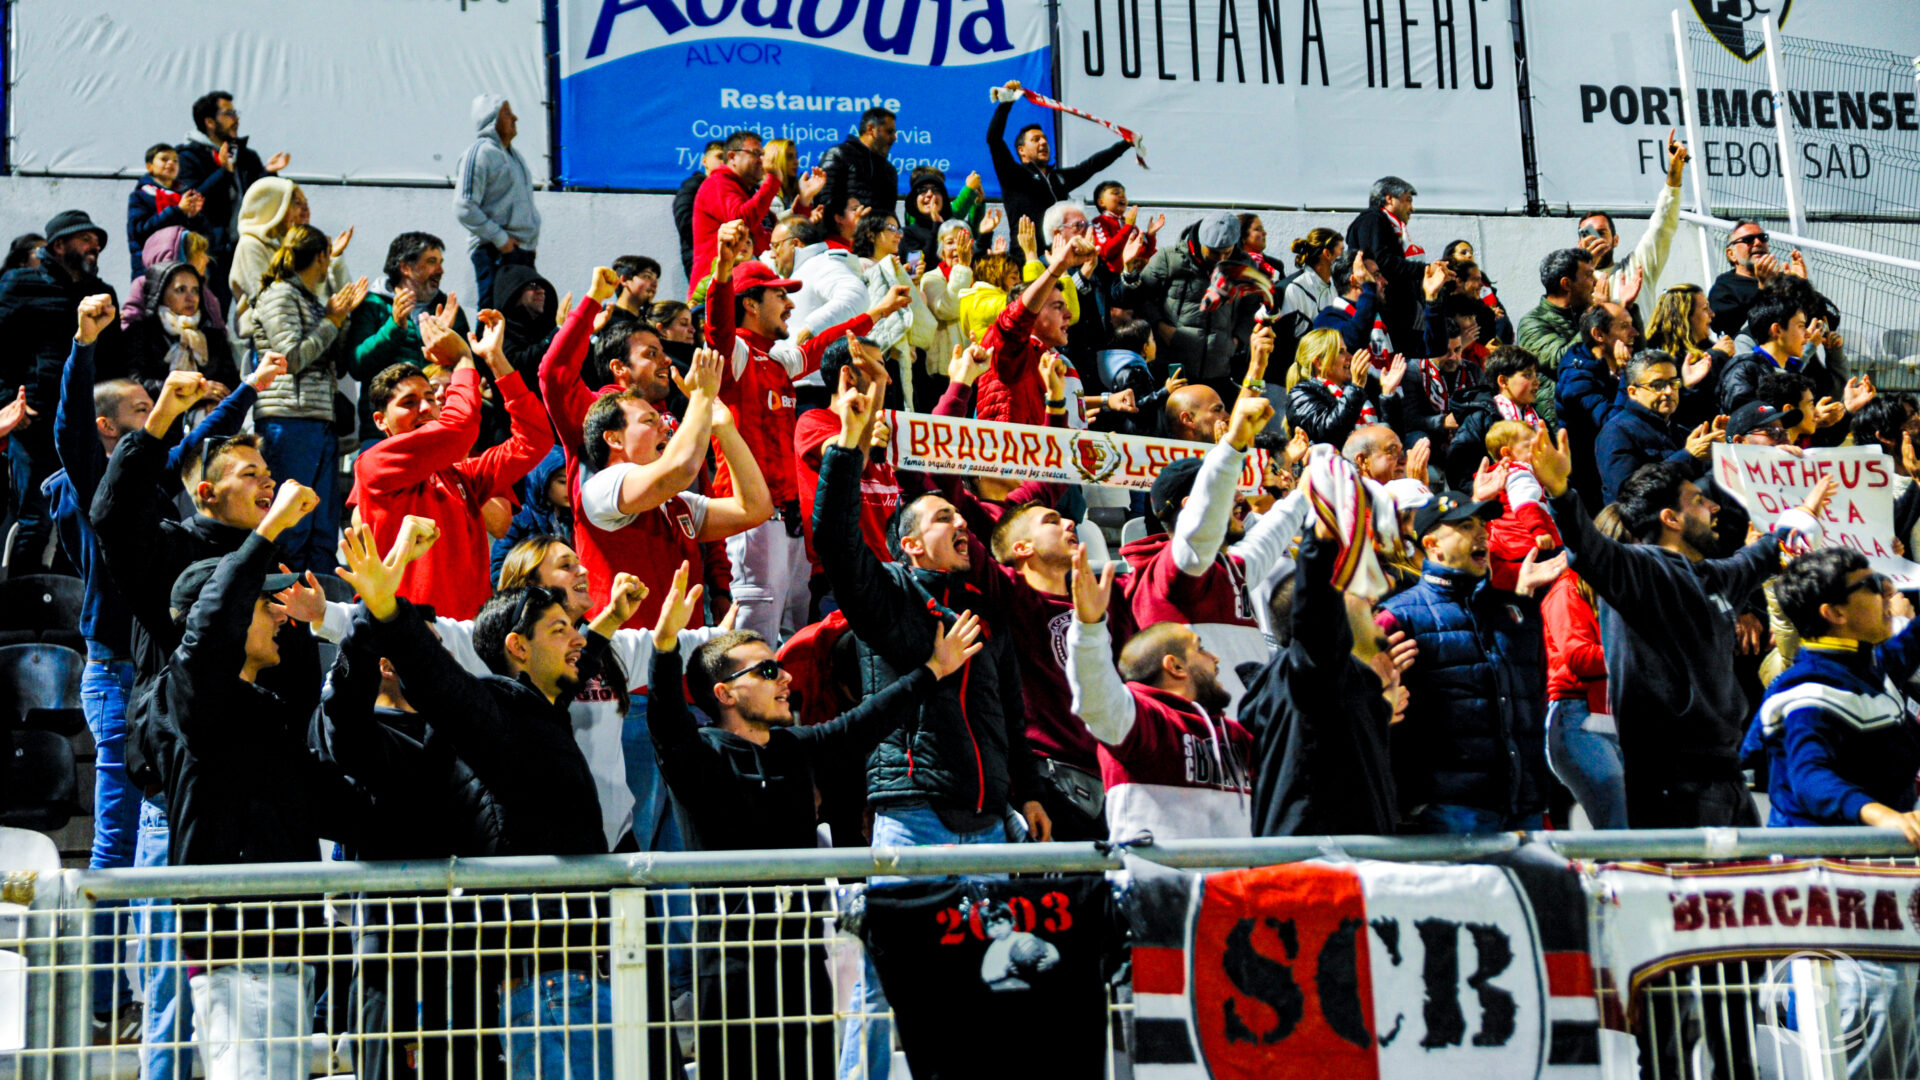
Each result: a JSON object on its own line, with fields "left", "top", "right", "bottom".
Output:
{"left": 647, "top": 561, "right": 980, "bottom": 1080}
{"left": 1344, "top": 177, "right": 1426, "bottom": 356}
{"left": 338, "top": 522, "right": 610, "bottom": 1080}
{"left": 814, "top": 372, "right": 1047, "bottom": 1080}
{"left": 175, "top": 90, "right": 289, "bottom": 307}
{"left": 988, "top": 81, "right": 1133, "bottom": 263}
{"left": 1240, "top": 525, "right": 1401, "bottom": 836}
{"left": 819, "top": 107, "right": 900, "bottom": 222}
{"left": 1594, "top": 350, "right": 1716, "bottom": 506}
{"left": 1536, "top": 430, "right": 1832, "bottom": 827}
{"left": 0, "top": 210, "right": 125, "bottom": 572}
{"left": 138, "top": 478, "right": 325, "bottom": 1080}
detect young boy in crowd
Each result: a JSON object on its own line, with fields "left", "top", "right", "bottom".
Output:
{"left": 1484, "top": 419, "right": 1563, "bottom": 590}
{"left": 127, "top": 144, "right": 206, "bottom": 277}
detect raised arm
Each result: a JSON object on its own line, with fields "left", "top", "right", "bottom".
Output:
{"left": 1065, "top": 548, "right": 1137, "bottom": 745}
{"left": 457, "top": 313, "right": 554, "bottom": 499}
{"left": 815, "top": 381, "right": 929, "bottom": 670}
{"left": 697, "top": 399, "right": 773, "bottom": 540}
{"left": 1172, "top": 395, "right": 1272, "bottom": 575}
{"left": 55, "top": 296, "right": 117, "bottom": 495}
{"left": 538, "top": 269, "right": 615, "bottom": 454}
{"left": 612, "top": 348, "right": 722, "bottom": 517}
{"left": 804, "top": 612, "right": 980, "bottom": 758}
{"left": 1056, "top": 139, "right": 1134, "bottom": 192}
{"left": 359, "top": 365, "right": 485, "bottom": 493}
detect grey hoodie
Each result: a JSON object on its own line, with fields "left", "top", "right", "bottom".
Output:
{"left": 453, "top": 95, "right": 540, "bottom": 253}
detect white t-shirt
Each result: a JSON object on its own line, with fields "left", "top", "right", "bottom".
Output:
{"left": 580, "top": 463, "right": 711, "bottom": 534}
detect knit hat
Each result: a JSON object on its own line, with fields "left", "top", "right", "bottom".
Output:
{"left": 1197, "top": 212, "right": 1241, "bottom": 251}
{"left": 43, "top": 210, "right": 106, "bottom": 248}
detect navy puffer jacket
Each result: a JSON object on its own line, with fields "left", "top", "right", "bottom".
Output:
{"left": 1378, "top": 562, "right": 1549, "bottom": 820}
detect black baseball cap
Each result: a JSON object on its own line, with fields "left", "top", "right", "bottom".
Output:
{"left": 1726, "top": 400, "right": 1801, "bottom": 439}
{"left": 1410, "top": 489, "right": 1500, "bottom": 538}
{"left": 169, "top": 557, "right": 301, "bottom": 626}
{"left": 1148, "top": 456, "right": 1206, "bottom": 532}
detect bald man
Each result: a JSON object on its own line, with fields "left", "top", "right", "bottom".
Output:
{"left": 1164, "top": 384, "right": 1227, "bottom": 444}
{"left": 1342, "top": 425, "right": 1405, "bottom": 485}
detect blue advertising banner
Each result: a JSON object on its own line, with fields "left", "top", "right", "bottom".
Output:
{"left": 557, "top": 0, "right": 1056, "bottom": 193}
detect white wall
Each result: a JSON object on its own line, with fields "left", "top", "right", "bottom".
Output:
{"left": 0, "top": 174, "right": 1709, "bottom": 321}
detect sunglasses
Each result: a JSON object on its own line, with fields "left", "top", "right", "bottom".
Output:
{"left": 196, "top": 433, "right": 246, "bottom": 483}
{"left": 719, "top": 658, "right": 785, "bottom": 684}
{"left": 1732, "top": 232, "right": 1769, "bottom": 247}
{"left": 1841, "top": 572, "right": 1892, "bottom": 600}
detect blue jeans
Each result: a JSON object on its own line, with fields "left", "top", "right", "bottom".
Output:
{"left": 1546, "top": 698, "right": 1628, "bottom": 829}
{"left": 1409, "top": 803, "right": 1547, "bottom": 836}
{"left": 838, "top": 807, "right": 1006, "bottom": 1080}
{"left": 84, "top": 659, "right": 139, "bottom": 1013}
{"left": 6, "top": 437, "right": 55, "bottom": 571}
{"left": 136, "top": 797, "right": 195, "bottom": 1080}
{"left": 502, "top": 969, "right": 611, "bottom": 1080}
{"left": 256, "top": 418, "right": 338, "bottom": 572}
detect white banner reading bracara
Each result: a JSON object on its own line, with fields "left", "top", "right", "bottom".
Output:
{"left": 884, "top": 410, "right": 1271, "bottom": 493}
{"left": 7, "top": 0, "right": 548, "bottom": 185}
{"left": 1052, "top": 0, "right": 1527, "bottom": 211}
{"left": 1523, "top": 0, "right": 1920, "bottom": 212}
{"left": 1710, "top": 441, "right": 1920, "bottom": 586}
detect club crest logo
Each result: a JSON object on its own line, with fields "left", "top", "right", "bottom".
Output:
{"left": 1691, "top": 0, "right": 1793, "bottom": 62}
{"left": 1074, "top": 431, "right": 1122, "bottom": 485}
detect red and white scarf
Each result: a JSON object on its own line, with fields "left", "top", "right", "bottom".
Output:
{"left": 1342, "top": 301, "right": 1393, "bottom": 355}
{"left": 1322, "top": 378, "right": 1378, "bottom": 427}
{"left": 1494, "top": 394, "right": 1541, "bottom": 426}
{"left": 1301, "top": 445, "right": 1396, "bottom": 601}
{"left": 1384, "top": 209, "right": 1424, "bottom": 257}
{"left": 989, "top": 85, "right": 1147, "bottom": 168}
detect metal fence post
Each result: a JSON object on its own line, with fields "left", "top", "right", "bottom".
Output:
{"left": 610, "top": 889, "right": 650, "bottom": 1080}
{"left": 42, "top": 871, "right": 89, "bottom": 1080}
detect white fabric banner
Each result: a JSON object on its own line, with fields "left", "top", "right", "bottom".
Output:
{"left": 7, "top": 0, "right": 548, "bottom": 185}
{"left": 1594, "top": 860, "right": 1920, "bottom": 1027}
{"left": 1709, "top": 441, "right": 1920, "bottom": 587}
{"left": 1052, "top": 0, "right": 1528, "bottom": 211}
{"left": 1523, "top": 0, "right": 1920, "bottom": 212}
{"left": 883, "top": 409, "right": 1271, "bottom": 492}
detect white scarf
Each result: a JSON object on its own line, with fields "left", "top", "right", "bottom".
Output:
{"left": 159, "top": 308, "right": 207, "bottom": 369}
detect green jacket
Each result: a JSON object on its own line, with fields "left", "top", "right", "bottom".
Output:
{"left": 1516, "top": 297, "right": 1582, "bottom": 428}
{"left": 343, "top": 290, "right": 471, "bottom": 383}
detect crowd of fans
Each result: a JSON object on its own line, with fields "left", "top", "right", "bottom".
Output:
{"left": 3, "top": 84, "right": 1918, "bottom": 1080}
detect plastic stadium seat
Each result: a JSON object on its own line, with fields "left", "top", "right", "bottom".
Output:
{"left": 0, "top": 729, "right": 80, "bottom": 831}
{"left": 0, "top": 576, "right": 83, "bottom": 638}
{"left": 0, "top": 645, "right": 84, "bottom": 730}
{"left": 1120, "top": 517, "right": 1148, "bottom": 546}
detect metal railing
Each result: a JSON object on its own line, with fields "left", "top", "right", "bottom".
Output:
{"left": 7, "top": 828, "right": 1920, "bottom": 1080}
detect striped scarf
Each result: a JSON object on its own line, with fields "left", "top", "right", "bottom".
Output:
{"left": 1418, "top": 357, "right": 1479, "bottom": 415}
{"left": 1301, "top": 445, "right": 1397, "bottom": 601}
{"left": 1495, "top": 394, "right": 1541, "bottom": 426}
{"left": 1201, "top": 245, "right": 1275, "bottom": 313}
{"left": 989, "top": 85, "right": 1147, "bottom": 167}
{"left": 1322, "top": 379, "right": 1378, "bottom": 427}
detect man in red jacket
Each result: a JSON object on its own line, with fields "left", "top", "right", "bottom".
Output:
{"left": 975, "top": 233, "right": 1096, "bottom": 427}
{"left": 705, "top": 222, "right": 907, "bottom": 646}
{"left": 689, "top": 131, "right": 823, "bottom": 297}
{"left": 350, "top": 311, "right": 551, "bottom": 620}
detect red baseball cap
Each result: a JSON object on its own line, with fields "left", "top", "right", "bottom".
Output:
{"left": 731, "top": 260, "right": 801, "bottom": 293}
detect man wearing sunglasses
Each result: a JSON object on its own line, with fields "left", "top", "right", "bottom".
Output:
{"left": 1707, "top": 220, "right": 1810, "bottom": 338}
{"left": 644, "top": 563, "right": 981, "bottom": 1079}
{"left": 1754, "top": 548, "right": 1920, "bottom": 838}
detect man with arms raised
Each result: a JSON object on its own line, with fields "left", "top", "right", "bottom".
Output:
{"left": 352, "top": 312, "right": 551, "bottom": 620}
{"left": 541, "top": 264, "right": 771, "bottom": 630}
{"left": 1537, "top": 429, "right": 1833, "bottom": 827}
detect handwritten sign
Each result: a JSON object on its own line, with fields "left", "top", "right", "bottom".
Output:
{"left": 885, "top": 410, "right": 1270, "bottom": 494}
{"left": 1710, "top": 442, "right": 1920, "bottom": 585}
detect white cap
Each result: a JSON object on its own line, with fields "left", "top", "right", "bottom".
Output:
{"left": 1384, "top": 478, "right": 1434, "bottom": 514}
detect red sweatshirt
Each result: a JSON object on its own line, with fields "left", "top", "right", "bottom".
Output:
{"left": 1541, "top": 572, "right": 1608, "bottom": 713}
{"left": 974, "top": 294, "right": 1047, "bottom": 427}
{"left": 350, "top": 365, "right": 551, "bottom": 620}
{"left": 793, "top": 407, "right": 898, "bottom": 564}
{"left": 1090, "top": 212, "right": 1155, "bottom": 274}
{"left": 704, "top": 275, "right": 872, "bottom": 503}
{"left": 689, "top": 167, "right": 788, "bottom": 297}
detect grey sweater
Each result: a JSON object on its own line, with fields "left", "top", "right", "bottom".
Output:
{"left": 453, "top": 95, "right": 540, "bottom": 253}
